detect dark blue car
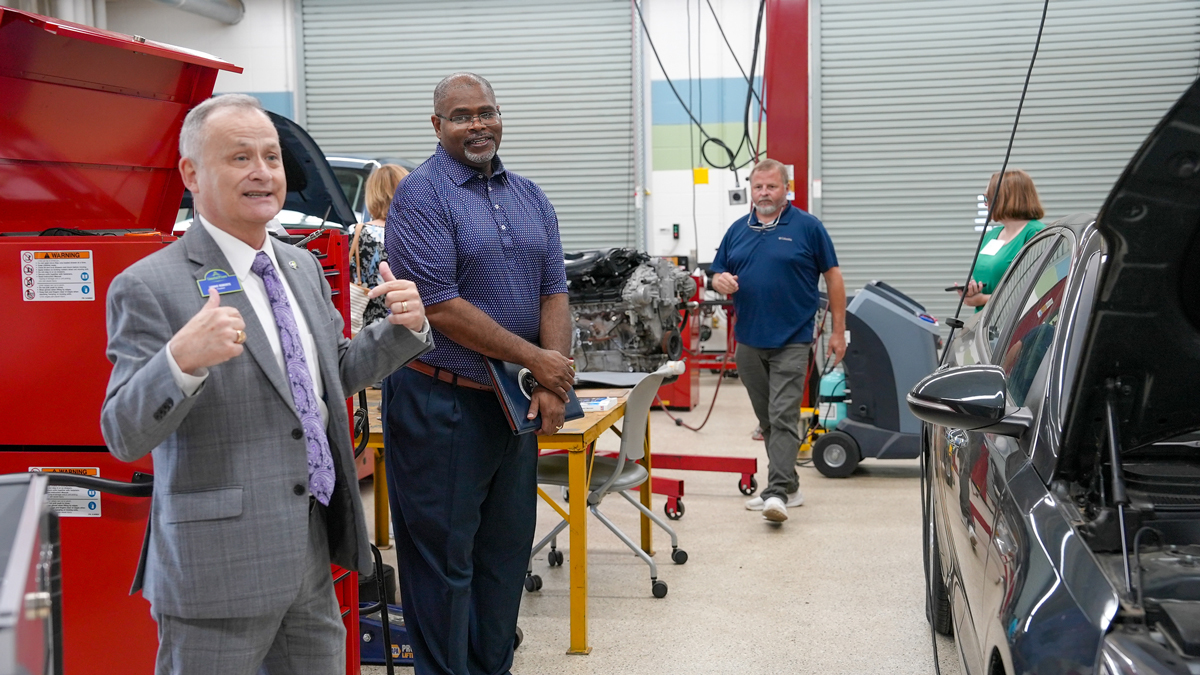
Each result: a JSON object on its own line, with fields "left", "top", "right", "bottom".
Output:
{"left": 909, "top": 77, "right": 1200, "bottom": 674}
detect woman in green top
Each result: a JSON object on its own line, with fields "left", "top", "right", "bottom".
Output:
{"left": 963, "top": 168, "right": 1045, "bottom": 309}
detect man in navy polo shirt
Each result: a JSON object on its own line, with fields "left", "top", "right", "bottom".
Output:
{"left": 710, "top": 159, "right": 847, "bottom": 524}
{"left": 383, "top": 72, "right": 576, "bottom": 675}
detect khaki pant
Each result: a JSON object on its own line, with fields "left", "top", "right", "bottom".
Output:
{"left": 736, "top": 342, "right": 812, "bottom": 502}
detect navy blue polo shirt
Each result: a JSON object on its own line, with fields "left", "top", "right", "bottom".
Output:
{"left": 384, "top": 144, "right": 568, "bottom": 385}
{"left": 709, "top": 203, "right": 838, "bottom": 349}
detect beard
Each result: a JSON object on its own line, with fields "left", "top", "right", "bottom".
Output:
{"left": 464, "top": 141, "right": 497, "bottom": 165}
{"left": 755, "top": 200, "right": 780, "bottom": 217}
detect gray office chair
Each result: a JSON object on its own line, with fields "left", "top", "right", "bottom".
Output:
{"left": 524, "top": 362, "right": 687, "bottom": 598}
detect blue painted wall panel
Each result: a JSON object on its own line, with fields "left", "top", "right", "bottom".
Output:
{"left": 651, "top": 76, "right": 762, "bottom": 126}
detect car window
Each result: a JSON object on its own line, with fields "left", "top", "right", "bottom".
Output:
{"left": 997, "top": 237, "right": 1073, "bottom": 406}
{"left": 982, "top": 235, "right": 1059, "bottom": 356}
{"left": 332, "top": 167, "right": 367, "bottom": 214}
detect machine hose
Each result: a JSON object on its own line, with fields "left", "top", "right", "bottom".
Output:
{"left": 37, "top": 471, "right": 153, "bottom": 498}
{"left": 660, "top": 302, "right": 833, "bottom": 434}
{"left": 655, "top": 349, "right": 730, "bottom": 432}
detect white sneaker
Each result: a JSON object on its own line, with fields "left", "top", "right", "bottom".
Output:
{"left": 744, "top": 490, "right": 804, "bottom": 511}
{"left": 762, "top": 497, "right": 788, "bottom": 522}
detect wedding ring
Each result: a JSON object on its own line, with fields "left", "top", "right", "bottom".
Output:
{"left": 400, "top": 300, "right": 409, "bottom": 313}
{"left": 234, "top": 329, "right": 247, "bottom": 345}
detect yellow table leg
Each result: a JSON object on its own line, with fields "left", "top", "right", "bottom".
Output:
{"left": 373, "top": 445, "right": 390, "bottom": 549}
{"left": 567, "top": 444, "right": 590, "bottom": 655}
{"left": 639, "top": 415, "right": 653, "bottom": 555}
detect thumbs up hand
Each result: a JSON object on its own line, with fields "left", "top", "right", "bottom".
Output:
{"left": 169, "top": 288, "right": 247, "bottom": 375}
{"left": 369, "top": 262, "right": 426, "bottom": 332}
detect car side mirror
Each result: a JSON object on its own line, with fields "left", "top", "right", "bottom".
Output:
{"left": 906, "top": 365, "right": 1033, "bottom": 436}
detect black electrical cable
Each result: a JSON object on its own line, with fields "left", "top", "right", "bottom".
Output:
{"left": 634, "top": 2, "right": 713, "bottom": 136}
{"left": 939, "top": 0, "right": 1051, "bottom": 366}
{"left": 665, "top": 303, "right": 833, "bottom": 435}
{"left": 925, "top": 5, "right": 1052, "bottom": 673}
{"left": 655, "top": 301, "right": 731, "bottom": 432}
{"left": 699, "top": 0, "right": 766, "bottom": 170}
{"left": 634, "top": 0, "right": 765, "bottom": 174}
{"left": 704, "top": 0, "right": 766, "bottom": 113}
{"left": 654, "top": 349, "right": 730, "bottom": 432}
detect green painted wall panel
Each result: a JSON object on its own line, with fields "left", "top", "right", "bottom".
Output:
{"left": 652, "top": 122, "right": 767, "bottom": 171}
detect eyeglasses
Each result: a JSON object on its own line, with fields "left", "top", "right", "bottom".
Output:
{"left": 436, "top": 111, "right": 502, "bottom": 126}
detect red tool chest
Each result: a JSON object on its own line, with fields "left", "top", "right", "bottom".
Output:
{"left": 0, "top": 10, "right": 241, "bottom": 673}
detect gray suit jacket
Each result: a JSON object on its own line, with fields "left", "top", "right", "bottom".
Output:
{"left": 100, "top": 223, "right": 430, "bottom": 619}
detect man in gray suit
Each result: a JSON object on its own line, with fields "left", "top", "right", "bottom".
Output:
{"left": 101, "top": 94, "right": 431, "bottom": 675}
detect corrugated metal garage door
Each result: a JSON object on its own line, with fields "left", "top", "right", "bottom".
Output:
{"left": 298, "top": 0, "right": 636, "bottom": 250}
{"left": 812, "top": 0, "right": 1200, "bottom": 328}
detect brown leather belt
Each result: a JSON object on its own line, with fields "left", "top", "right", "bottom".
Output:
{"left": 407, "top": 360, "right": 493, "bottom": 392}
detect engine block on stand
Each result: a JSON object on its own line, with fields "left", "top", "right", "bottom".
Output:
{"left": 567, "top": 249, "right": 697, "bottom": 375}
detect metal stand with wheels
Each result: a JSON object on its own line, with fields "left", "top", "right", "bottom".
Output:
{"left": 358, "top": 544, "right": 397, "bottom": 675}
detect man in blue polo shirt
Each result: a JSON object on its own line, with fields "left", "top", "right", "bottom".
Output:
{"left": 383, "top": 72, "right": 576, "bottom": 675}
{"left": 710, "top": 159, "right": 846, "bottom": 524}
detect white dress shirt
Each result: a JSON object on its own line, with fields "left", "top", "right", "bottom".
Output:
{"left": 166, "top": 217, "right": 430, "bottom": 419}
{"left": 167, "top": 215, "right": 329, "bottom": 425}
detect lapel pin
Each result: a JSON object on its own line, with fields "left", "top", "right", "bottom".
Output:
{"left": 288, "top": 260, "right": 297, "bottom": 270}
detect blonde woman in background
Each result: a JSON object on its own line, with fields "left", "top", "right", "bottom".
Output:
{"left": 350, "top": 163, "right": 409, "bottom": 328}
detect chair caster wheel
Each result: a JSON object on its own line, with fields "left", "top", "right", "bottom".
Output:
{"left": 547, "top": 549, "right": 564, "bottom": 567}
{"left": 524, "top": 574, "right": 542, "bottom": 592}
{"left": 671, "top": 548, "right": 688, "bottom": 565}
{"left": 652, "top": 580, "right": 668, "bottom": 598}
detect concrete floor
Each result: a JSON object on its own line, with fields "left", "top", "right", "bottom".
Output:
{"left": 361, "top": 373, "right": 962, "bottom": 674}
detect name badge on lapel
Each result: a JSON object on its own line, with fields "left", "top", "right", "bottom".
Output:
{"left": 197, "top": 269, "right": 243, "bottom": 297}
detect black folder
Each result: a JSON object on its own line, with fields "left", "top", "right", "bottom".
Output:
{"left": 485, "top": 358, "right": 584, "bottom": 435}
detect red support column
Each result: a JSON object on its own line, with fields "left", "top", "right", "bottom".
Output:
{"left": 764, "top": 0, "right": 810, "bottom": 211}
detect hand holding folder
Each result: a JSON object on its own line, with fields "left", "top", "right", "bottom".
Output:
{"left": 485, "top": 358, "right": 584, "bottom": 435}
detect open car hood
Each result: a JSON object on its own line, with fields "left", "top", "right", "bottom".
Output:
{"left": 181, "top": 111, "right": 356, "bottom": 229}
{"left": 1063, "top": 75, "right": 1200, "bottom": 459}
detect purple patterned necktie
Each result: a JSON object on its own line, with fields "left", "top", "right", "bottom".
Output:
{"left": 251, "top": 252, "right": 335, "bottom": 505}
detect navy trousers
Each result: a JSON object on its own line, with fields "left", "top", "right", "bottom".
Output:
{"left": 383, "top": 367, "right": 538, "bottom": 675}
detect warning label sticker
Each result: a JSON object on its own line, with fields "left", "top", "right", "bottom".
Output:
{"left": 29, "top": 467, "right": 102, "bottom": 517}
{"left": 21, "top": 250, "right": 95, "bottom": 301}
